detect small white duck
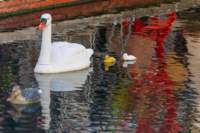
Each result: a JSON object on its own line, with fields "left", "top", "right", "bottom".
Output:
{"left": 34, "top": 13, "right": 93, "bottom": 73}
{"left": 122, "top": 53, "right": 136, "bottom": 61}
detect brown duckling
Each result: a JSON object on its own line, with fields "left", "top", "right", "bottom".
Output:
{"left": 7, "top": 85, "right": 41, "bottom": 105}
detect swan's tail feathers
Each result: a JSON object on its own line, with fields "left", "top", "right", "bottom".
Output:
{"left": 86, "top": 48, "right": 94, "bottom": 57}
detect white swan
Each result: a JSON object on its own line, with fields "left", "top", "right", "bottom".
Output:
{"left": 34, "top": 13, "right": 93, "bottom": 73}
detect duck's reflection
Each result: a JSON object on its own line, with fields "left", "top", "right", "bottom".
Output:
{"left": 0, "top": 102, "right": 42, "bottom": 133}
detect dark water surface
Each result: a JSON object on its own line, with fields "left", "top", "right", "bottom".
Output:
{"left": 0, "top": 7, "right": 200, "bottom": 133}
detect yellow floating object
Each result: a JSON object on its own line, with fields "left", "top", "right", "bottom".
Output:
{"left": 104, "top": 55, "right": 116, "bottom": 64}
{"left": 103, "top": 55, "right": 116, "bottom": 71}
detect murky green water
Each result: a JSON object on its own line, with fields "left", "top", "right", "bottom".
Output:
{"left": 0, "top": 7, "right": 200, "bottom": 133}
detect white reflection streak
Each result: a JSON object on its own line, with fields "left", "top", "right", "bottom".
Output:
{"left": 34, "top": 69, "right": 89, "bottom": 130}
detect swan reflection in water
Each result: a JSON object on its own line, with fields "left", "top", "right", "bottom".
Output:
{"left": 34, "top": 69, "right": 90, "bottom": 131}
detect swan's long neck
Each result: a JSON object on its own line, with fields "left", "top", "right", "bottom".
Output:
{"left": 38, "top": 23, "right": 52, "bottom": 65}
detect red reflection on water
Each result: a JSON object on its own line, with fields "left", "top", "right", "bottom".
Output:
{"left": 121, "top": 12, "right": 182, "bottom": 133}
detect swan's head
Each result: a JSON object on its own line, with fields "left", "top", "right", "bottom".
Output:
{"left": 38, "top": 13, "right": 52, "bottom": 30}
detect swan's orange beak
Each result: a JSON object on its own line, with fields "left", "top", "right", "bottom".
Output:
{"left": 38, "top": 21, "right": 46, "bottom": 30}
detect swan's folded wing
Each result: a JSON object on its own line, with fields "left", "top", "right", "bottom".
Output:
{"left": 51, "top": 42, "right": 86, "bottom": 64}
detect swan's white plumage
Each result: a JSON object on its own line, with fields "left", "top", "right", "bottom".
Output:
{"left": 34, "top": 42, "right": 93, "bottom": 73}
{"left": 34, "top": 14, "right": 93, "bottom": 73}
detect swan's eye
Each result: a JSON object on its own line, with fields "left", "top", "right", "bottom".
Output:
{"left": 40, "top": 18, "right": 47, "bottom": 24}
